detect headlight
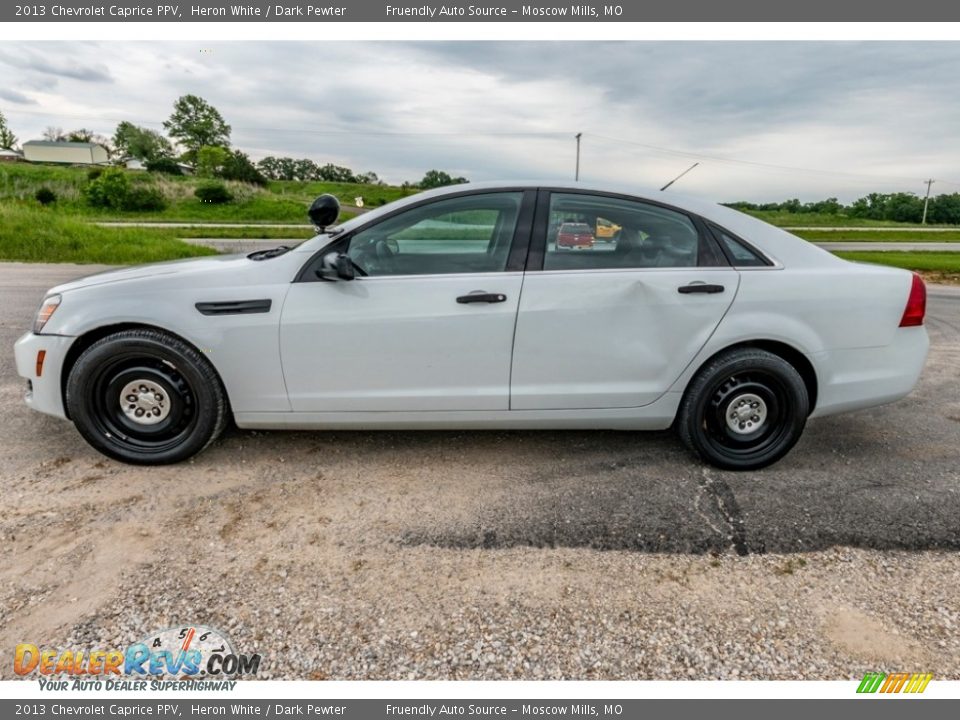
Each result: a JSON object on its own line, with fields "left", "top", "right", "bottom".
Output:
{"left": 34, "top": 294, "right": 61, "bottom": 334}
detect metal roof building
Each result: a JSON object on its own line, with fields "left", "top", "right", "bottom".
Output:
{"left": 22, "top": 140, "right": 110, "bottom": 165}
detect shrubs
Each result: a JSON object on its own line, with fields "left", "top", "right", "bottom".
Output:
{"left": 122, "top": 186, "right": 168, "bottom": 211}
{"left": 85, "top": 169, "right": 131, "bottom": 209}
{"left": 145, "top": 157, "right": 184, "bottom": 175}
{"left": 87, "top": 168, "right": 103, "bottom": 181}
{"left": 194, "top": 181, "right": 233, "bottom": 204}
{"left": 35, "top": 187, "right": 57, "bottom": 206}
{"left": 85, "top": 168, "right": 168, "bottom": 211}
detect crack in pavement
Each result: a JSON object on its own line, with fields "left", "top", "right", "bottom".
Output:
{"left": 698, "top": 469, "right": 750, "bottom": 556}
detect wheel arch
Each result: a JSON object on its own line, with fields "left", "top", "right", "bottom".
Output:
{"left": 60, "top": 322, "right": 230, "bottom": 420}
{"left": 683, "top": 339, "right": 818, "bottom": 415}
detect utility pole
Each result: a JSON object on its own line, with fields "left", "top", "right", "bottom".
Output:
{"left": 922, "top": 179, "right": 935, "bottom": 225}
{"left": 660, "top": 162, "right": 700, "bottom": 192}
{"left": 574, "top": 132, "right": 582, "bottom": 181}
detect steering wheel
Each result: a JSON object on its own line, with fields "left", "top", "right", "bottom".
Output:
{"left": 351, "top": 238, "right": 396, "bottom": 275}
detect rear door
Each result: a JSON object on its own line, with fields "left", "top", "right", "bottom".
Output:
{"left": 510, "top": 190, "right": 739, "bottom": 410}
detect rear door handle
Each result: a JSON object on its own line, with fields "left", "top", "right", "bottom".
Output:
{"left": 678, "top": 283, "right": 725, "bottom": 294}
{"left": 456, "top": 291, "right": 507, "bottom": 304}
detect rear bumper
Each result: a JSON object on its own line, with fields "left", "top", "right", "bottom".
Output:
{"left": 809, "top": 326, "right": 929, "bottom": 418}
{"left": 13, "top": 332, "right": 75, "bottom": 420}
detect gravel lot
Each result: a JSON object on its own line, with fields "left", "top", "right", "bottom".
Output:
{"left": 0, "top": 262, "right": 958, "bottom": 680}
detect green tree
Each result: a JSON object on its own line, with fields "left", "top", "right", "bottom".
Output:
{"left": 163, "top": 94, "right": 231, "bottom": 163}
{"left": 317, "top": 163, "right": 357, "bottom": 183}
{"left": 195, "top": 145, "right": 230, "bottom": 178}
{"left": 112, "top": 121, "right": 173, "bottom": 162}
{"left": 0, "top": 111, "right": 18, "bottom": 150}
{"left": 294, "top": 158, "right": 320, "bottom": 181}
{"left": 884, "top": 192, "right": 924, "bottom": 223}
{"left": 419, "top": 169, "right": 468, "bottom": 189}
{"left": 220, "top": 149, "right": 267, "bottom": 186}
{"left": 65, "top": 128, "right": 96, "bottom": 142}
{"left": 927, "top": 193, "right": 960, "bottom": 225}
{"left": 256, "top": 156, "right": 285, "bottom": 180}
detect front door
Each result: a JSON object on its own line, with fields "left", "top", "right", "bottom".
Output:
{"left": 281, "top": 190, "right": 533, "bottom": 412}
{"left": 510, "top": 190, "right": 740, "bottom": 410}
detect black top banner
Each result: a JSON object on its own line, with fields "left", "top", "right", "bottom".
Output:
{"left": 6, "top": 0, "right": 959, "bottom": 22}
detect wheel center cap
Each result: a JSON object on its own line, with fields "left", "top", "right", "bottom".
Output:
{"left": 119, "top": 379, "right": 171, "bottom": 426}
{"left": 725, "top": 392, "right": 768, "bottom": 435}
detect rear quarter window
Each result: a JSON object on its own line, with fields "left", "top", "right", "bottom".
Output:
{"left": 710, "top": 224, "right": 772, "bottom": 267}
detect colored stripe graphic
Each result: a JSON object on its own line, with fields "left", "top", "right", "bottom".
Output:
{"left": 857, "top": 672, "right": 932, "bottom": 694}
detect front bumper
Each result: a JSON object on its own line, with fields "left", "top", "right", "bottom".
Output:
{"left": 14, "top": 332, "right": 76, "bottom": 420}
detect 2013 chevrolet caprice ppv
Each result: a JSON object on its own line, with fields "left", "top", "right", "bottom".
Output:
{"left": 14, "top": 182, "right": 929, "bottom": 470}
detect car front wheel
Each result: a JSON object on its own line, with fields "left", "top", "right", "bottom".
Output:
{"left": 65, "top": 328, "right": 228, "bottom": 465}
{"left": 677, "top": 348, "right": 809, "bottom": 470}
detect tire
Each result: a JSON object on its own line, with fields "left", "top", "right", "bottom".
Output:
{"left": 677, "top": 348, "right": 809, "bottom": 471}
{"left": 65, "top": 329, "right": 228, "bottom": 465}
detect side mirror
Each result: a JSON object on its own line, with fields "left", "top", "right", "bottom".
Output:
{"left": 315, "top": 252, "right": 356, "bottom": 282}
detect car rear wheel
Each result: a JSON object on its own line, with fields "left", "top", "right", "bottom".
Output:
{"left": 66, "top": 329, "right": 228, "bottom": 465}
{"left": 677, "top": 348, "right": 809, "bottom": 470}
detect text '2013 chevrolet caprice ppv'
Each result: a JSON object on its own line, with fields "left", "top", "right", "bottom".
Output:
{"left": 15, "top": 182, "right": 928, "bottom": 470}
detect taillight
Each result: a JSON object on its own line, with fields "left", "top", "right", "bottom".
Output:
{"left": 899, "top": 273, "right": 926, "bottom": 327}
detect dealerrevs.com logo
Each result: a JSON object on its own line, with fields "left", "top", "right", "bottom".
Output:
{"left": 14, "top": 625, "right": 261, "bottom": 691}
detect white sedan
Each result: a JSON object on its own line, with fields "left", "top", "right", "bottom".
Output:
{"left": 14, "top": 181, "right": 929, "bottom": 470}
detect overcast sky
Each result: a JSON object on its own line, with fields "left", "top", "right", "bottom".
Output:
{"left": 2, "top": 41, "right": 959, "bottom": 201}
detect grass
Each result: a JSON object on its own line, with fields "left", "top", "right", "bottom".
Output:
{"left": 741, "top": 209, "right": 942, "bottom": 228}
{"left": 835, "top": 250, "right": 960, "bottom": 283}
{"left": 796, "top": 229, "right": 960, "bottom": 242}
{"left": 0, "top": 163, "right": 388, "bottom": 224}
{"left": 0, "top": 204, "right": 216, "bottom": 264}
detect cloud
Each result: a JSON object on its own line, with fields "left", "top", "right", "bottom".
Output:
{"left": 2, "top": 41, "right": 959, "bottom": 201}
{"left": 0, "top": 48, "right": 112, "bottom": 83}
{"left": 0, "top": 88, "right": 35, "bottom": 105}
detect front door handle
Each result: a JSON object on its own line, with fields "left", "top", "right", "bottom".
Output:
{"left": 678, "top": 283, "right": 725, "bottom": 294}
{"left": 457, "top": 291, "right": 507, "bottom": 304}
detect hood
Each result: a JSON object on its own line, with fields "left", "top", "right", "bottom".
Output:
{"left": 49, "top": 253, "right": 252, "bottom": 294}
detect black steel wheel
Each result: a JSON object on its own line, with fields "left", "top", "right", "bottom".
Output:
{"left": 66, "top": 329, "right": 227, "bottom": 465}
{"left": 677, "top": 348, "right": 809, "bottom": 470}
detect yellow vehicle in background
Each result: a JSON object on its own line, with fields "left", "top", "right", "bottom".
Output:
{"left": 595, "top": 217, "right": 622, "bottom": 240}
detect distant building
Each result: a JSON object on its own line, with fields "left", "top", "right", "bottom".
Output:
{"left": 22, "top": 140, "right": 110, "bottom": 165}
{"left": 122, "top": 156, "right": 146, "bottom": 171}
{"left": 0, "top": 148, "right": 24, "bottom": 162}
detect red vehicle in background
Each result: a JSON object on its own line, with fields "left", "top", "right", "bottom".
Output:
{"left": 556, "top": 222, "right": 595, "bottom": 249}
